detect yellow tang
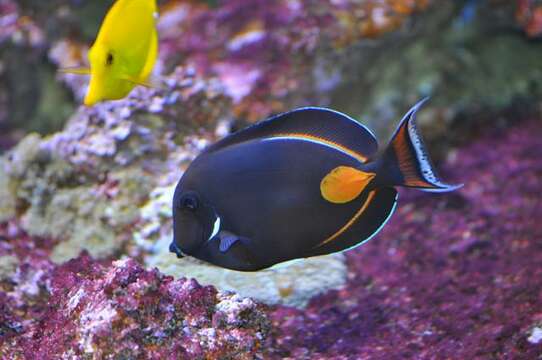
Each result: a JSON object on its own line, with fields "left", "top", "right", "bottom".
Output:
{"left": 61, "top": 0, "right": 158, "bottom": 106}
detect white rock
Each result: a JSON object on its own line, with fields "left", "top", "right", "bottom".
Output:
{"left": 147, "top": 249, "right": 347, "bottom": 308}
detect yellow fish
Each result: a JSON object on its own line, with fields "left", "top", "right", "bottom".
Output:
{"left": 61, "top": 0, "right": 158, "bottom": 106}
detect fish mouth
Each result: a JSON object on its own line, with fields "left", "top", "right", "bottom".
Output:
{"left": 169, "top": 242, "right": 186, "bottom": 259}
{"left": 170, "top": 204, "right": 220, "bottom": 260}
{"left": 170, "top": 227, "right": 208, "bottom": 259}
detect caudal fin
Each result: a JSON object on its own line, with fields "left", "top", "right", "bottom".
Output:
{"left": 381, "top": 98, "right": 462, "bottom": 192}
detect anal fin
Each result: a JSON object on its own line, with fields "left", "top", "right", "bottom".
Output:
{"left": 308, "top": 187, "right": 398, "bottom": 257}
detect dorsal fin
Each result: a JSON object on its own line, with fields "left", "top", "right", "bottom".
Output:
{"left": 203, "top": 107, "right": 378, "bottom": 163}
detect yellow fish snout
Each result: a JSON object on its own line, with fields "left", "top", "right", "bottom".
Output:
{"left": 83, "top": 68, "right": 135, "bottom": 106}
{"left": 83, "top": 72, "right": 107, "bottom": 106}
{"left": 83, "top": 87, "right": 100, "bottom": 106}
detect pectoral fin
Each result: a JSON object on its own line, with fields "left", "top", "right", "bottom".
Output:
{"left": 321, "top": 166, "right": 375, "bottom": 204}
{"left": 217, "top": 231, "right": 250, "bottom": 253}
{"left": 120, "top": 74, "right": 163, "bottom": 89}
{"left": 58, "top": 67, "right": 91, "bottom": 75}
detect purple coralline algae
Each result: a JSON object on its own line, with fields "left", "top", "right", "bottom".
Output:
{"left": 157, "top": 0, "right": 431, "bottom": 121}
{"left": 268, "top": 120, "right": 542, "bottom": 358}
{"left": 0, "top": 223, "right": 270, "bottom": 359}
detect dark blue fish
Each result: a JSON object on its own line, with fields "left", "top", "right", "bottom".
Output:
{"left": 170, "top": 99, "right": 461, "bottom": 271}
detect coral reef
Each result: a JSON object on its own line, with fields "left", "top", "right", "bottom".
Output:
{"left": 0, "top": 0, "right": 75, "bottom": 137}
{"left": 0, "top": 66, "right": 229, "bottom": 262}
{"left": 156, "top": 0, "right": 432, "bottom": 122}
{"left": 0, "top": 225, "right": 270, "bottom": 358}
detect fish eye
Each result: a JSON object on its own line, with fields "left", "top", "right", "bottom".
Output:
{"left": 179, "top": 194, "right": 199, "bottom": 212}
{"left": 106, "top": 52, "right": 114, "bottom": 66}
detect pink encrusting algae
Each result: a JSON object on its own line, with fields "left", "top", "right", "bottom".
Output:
{"left": 0, "top": 241, "right": 270, "bottom": 358}
{"left": 157, "top": 0, "right": 432, "bottom": 121}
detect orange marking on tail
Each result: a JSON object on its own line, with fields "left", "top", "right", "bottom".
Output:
{"left": 392, "top": 125, "right": 434, "bottom": 188}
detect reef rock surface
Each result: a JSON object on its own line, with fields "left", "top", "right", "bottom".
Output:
{"left": 0, "top": 231, "right": 270, "bottom": 359}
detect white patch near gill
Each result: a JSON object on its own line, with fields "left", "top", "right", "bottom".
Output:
{"left": 209, "top": 216, "right": 221, "bottom": 241}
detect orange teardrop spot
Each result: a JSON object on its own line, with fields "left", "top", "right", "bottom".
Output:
{"left": 320, "top": 166, "right": 375, "bottom": 204}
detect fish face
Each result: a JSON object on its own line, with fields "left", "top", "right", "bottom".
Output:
{"left": 172, "top": 188, "right": 219, "bottom": 257}
{"left": 85, "top": 45, "right": 134, "bottom": 105}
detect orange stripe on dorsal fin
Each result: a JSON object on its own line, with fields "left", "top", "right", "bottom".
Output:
{"left": 201, "top": 107, "right": 378, "bottom": 162}
{"left": 383, "top": 98, "right": 463, "bottom": 192}
{"left": 274, "top": 133, "right": 369, "bottom": 163}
